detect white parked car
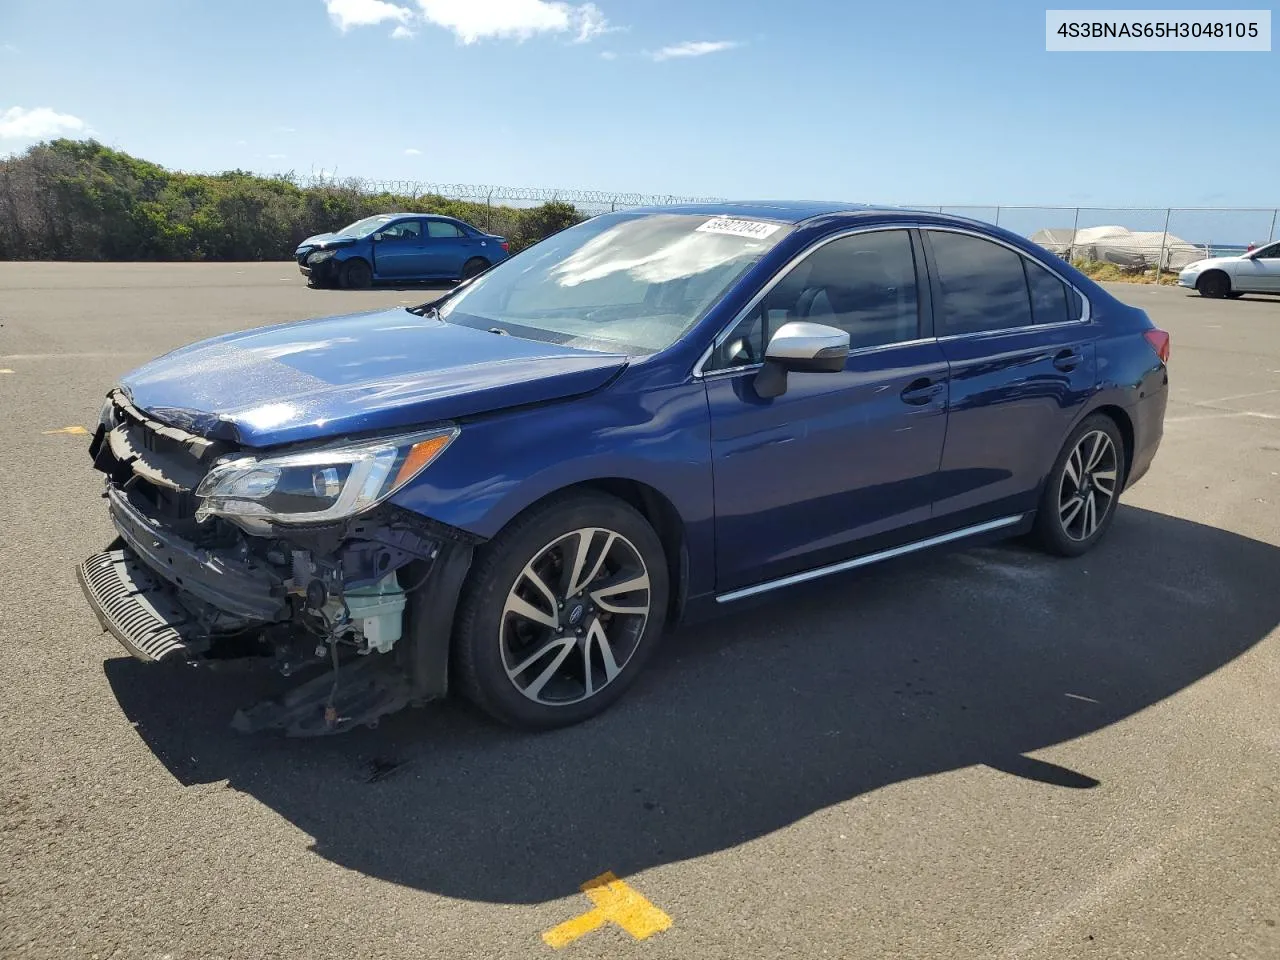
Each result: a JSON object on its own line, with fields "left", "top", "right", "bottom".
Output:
{"left": 1178, "top": 240, "right": 1280, "bottom": 298}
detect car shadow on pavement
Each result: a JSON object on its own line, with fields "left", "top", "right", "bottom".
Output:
{"left": 104, "top": 505, "right": 1280, "bottom": 905}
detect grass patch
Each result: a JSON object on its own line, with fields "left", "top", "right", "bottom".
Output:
{"left": 1072, "top": 260, "right": 1182, "bottom": 285}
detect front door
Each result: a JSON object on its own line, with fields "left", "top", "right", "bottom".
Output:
{"left": 922, "top": 229, "right": 1098, "bottom": 521}
{"left": 371, "top": 219, "right": 428, "bottom": 278}
{"left": 706, "top": 228, "right": 949, "bottom": 591}
{"left": 1235, "top": 240, "right": 1280, "bottom": 293}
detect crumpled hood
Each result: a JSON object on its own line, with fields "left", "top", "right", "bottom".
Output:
{"left": 295, "top": 232, "right": 358, "bottom": 253}
{"left": 121, "top": 308, "right": 628, "bottom": 447}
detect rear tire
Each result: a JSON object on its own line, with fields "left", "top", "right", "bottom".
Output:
{"left": 340, "top": 258, "right": 373, "bottom": 289}
{"left": 460, "top": 257, "right": 489, "bottom": 281}
{"left": 452, "top": 492, "right": 669, "bottom": 729}
{"left": 1033, "top": 414, "right": 1126, "bottom": 558}
{"left": 1196, "top": 271, "right": 1230, "bottom": 298}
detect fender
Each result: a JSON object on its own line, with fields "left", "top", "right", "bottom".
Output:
{"left": 389, "top": 373, "right": 718, "bottom": 598}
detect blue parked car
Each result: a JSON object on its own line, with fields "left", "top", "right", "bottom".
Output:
{"left": 294, "top": 212, "right": 509, "bottom": 288}
{"left": 79, "top": 203, "right": 1169, "bottom": 734}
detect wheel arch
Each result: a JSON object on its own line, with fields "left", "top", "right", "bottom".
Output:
{"left": 1086, "top": 404, "right": 1135, "bottom": 485}
{"left": 480, "top": 477, "right": 690, "bottom": 626}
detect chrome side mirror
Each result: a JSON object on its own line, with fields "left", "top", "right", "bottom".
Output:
{"left": 755, "top": 322, "right": 850, "bottom": 399}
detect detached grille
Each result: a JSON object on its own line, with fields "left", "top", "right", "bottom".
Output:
{"left": 93, "top": 390, "right": 238, "bottom": 543}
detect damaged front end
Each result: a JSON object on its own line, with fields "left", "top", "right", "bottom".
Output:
{"left": 77, "top": 389, "right": 477, "bottom": 736}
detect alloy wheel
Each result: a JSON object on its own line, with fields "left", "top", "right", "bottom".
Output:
{"left": 1057, "top": 430, "right": 1118, "bottom": 542}
{"left": 500, "top": 527, "right": 651, "bottom": 706}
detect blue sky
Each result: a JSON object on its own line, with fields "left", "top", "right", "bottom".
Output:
{"left": 0, "top": 0, "right": 1277, "bottom": 209}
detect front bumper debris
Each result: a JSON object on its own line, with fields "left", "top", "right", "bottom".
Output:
{"left": 81, "top": 388, "right": 480, "bottom": 735}
{"left": 77, "top": 549, "right": 203, "bottom": 662}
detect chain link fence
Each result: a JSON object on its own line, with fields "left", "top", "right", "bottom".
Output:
{"left": 907, "top": 205, "right": 1280, "bottom": 281}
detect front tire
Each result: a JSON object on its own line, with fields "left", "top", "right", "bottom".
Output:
{"left": 340, "top": 258, "right": 373, "bottom": 289}
{"left": 453, "top": 492, "right": 669, "bottom": 729}
{"left": 1033, "top": 414, "right": 1126, "bottom": 557}
{"left": 1196, "top": 271, "right": 1230, "bottom": 298}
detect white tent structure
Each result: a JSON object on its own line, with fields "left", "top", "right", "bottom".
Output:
{"left": 1031, "top": 225, "right": 1206, "bottom": 271}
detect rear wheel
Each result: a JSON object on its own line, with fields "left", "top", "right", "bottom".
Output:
{"left": 1196, "top": 271, "right": 1230, "bottom": 298}
{"left": 1033, "top": 414, "right": 1126, "bottom": 557}
{"left": 340, "top": 258, "right": 373, "bottom": 289}
{"left": 460, "top": 257, "right": 490, "bottom": 281}
{"left": 453, "top": 492, "right": 669, "bottom": 729}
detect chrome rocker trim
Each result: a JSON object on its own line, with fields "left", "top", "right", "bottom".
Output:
{"left": 715, "top": 514, "right": 1026, "bottom": 603}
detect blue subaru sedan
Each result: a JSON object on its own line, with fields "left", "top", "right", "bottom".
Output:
{"left": 80, "top": 203, "right": 1169, "bottom": 734}
{"left": 294, "top": 212, "right": 509, "bottom": 288}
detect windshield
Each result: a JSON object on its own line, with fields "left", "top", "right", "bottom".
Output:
{"left": 337, "top": 214, "right": 396, "bottom": 238}
{"left": 437, "top": 212, "right": 792, "bottom": 354}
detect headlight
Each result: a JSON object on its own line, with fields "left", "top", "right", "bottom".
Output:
{"left": 194, "top": 427, "right": 458, "bottom": 525}
{"left": 308, "top": 249, "right": 337, "bottom": 264}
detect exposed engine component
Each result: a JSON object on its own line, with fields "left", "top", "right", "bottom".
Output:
{"left": 322, "top": 572, "right": 407, "bottom": 655}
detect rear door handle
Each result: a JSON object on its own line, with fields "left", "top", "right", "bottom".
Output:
{"left": 1053, "top": 348, "right": 1083, "bottom": 372}
{"left": 901, "top": 378, "right": 944, "bottom": 406}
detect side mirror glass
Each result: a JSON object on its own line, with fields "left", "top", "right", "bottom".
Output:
{"left": 755, "top": 321, "right": 850, "bottom": 399}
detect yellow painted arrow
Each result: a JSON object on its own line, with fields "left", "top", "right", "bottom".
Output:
{"left": 43, "top": 426, "right": 90, "bottom": 436}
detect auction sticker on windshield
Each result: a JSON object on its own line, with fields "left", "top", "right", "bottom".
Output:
{"left": 696, "top": 217, "right": 783, "bottom": 240}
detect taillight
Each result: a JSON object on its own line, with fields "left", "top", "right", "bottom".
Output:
{"left": 501, "top": 241, "right": 510, "bottom": 253}
{"left": 1143, "top": 328, "right": 1170, "bottom": 364}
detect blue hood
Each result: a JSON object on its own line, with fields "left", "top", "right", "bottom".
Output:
{"left": 295, "top": 232, "right": 358, "bottom": 253}
{"left": 121, "top": 309, "right": 628, "bottom": 447}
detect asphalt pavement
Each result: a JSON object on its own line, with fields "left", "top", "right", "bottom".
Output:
{"left": 1, "top": 262, "right": 1277, "bottom": 959}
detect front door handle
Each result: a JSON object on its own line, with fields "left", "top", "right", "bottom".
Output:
{"left": 901, "top": 378, "right": 944, "bottom": 405}
{"left": 1053, "top": 348, "right": 1083, "bottom": 372}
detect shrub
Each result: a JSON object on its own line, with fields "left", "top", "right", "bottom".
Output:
{"left": 0, "top": 140, "right": 589, "bottom": 261}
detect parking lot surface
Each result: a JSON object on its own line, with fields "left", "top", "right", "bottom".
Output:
{"left": 1, "top": 262, "right": 1277, "bottom": 959}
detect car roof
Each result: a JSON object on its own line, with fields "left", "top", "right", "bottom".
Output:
{"left": 623, "top": 201, "right": 984, "bottom": 228}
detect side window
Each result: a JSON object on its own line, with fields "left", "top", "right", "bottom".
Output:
{"left": 381, "top": 220, "right": 422, "bottom": 241}
{"left": 427, "top": 220, "right": 463, "bottom": 238}
{"left": 709, "top": 230, "right": 919, "bottom": 370}
{"left": 1024, "top": 258, "right": 1072, "bottom": 325}
{"left": 1257, "top": 241, "right": 1280, "bottom": 259}
{"left": 927, "top": 231, "right": 1033, "bottom": 335}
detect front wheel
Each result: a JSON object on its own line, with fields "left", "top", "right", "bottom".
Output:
{"left": 1033, "top": 414, "right": 1126, "bottom": 557}
{"left": 340, "top": 258, "right": 373, "bottom": 289}
{"left": 1196, "top": 271, "right": 1230, "bottom": 298}
{"left": 452, "top": 492, "right": 669, "bottom": 729}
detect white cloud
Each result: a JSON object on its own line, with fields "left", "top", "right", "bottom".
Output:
{"left": 598, "top": 49, "right": 616, "bottom": 60}
{"left": 0, "top": 106, "right": 86, "bottom": 139}
{"left": 278, "top": 125, "right": 297, "bottom": 133}
{"left": 324, "top": 0, "right": 411, "bottom": 31}
{"left": 649, "top": 40, "right": 739, "bottom": 61}
{"left": 2, "top": 43, "right": 17, "bottom": 54}
{"left": 404, "top": 147, "right": 421, "bottom": 155}
{"left": 267, "top": 153, "right": 287, "bottom": 160}
{"left": 413, "top": 0, "right": 610, "bottom": 44}
{"left": 391, "top": 24, "right": 415, "bottom": 38}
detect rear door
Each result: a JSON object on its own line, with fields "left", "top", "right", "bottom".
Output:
{"left": 705, "top": 228, "right": 950, "bottom": 591}
{"left": 371, "top": 219, "right": 429, "bottom": 278}
{"left": 922, "top": 228, "right": 1097, "bottom": 522}
{"left": 424, "top": 219, "right": 473, "bottom": 278}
